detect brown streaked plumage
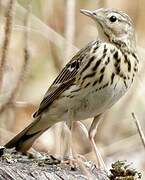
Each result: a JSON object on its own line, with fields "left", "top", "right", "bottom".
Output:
{"left": 5, "top": 8, "right": 139, "bottom": 169}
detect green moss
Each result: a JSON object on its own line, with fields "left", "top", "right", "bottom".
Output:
{"left": 109, "top": 161, "right": 141, "bottom": 180}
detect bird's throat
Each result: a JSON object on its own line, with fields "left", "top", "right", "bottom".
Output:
{"left": 96, "top": 22, "right": 110, "bottom": 43}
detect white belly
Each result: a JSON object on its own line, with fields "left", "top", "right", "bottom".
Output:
{"left": 68, "top": 79, "right": 128, "bottom": 120}
{"left": 44, "top": 78, "right": 131, "bottom": 123}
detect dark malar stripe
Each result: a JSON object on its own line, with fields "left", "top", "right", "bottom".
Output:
{"left": 104, "top": 30, "right": 110, "bottom": 40}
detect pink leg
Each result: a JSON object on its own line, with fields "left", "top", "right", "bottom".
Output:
{"left": 89, "top": 114, "right": 107, "bottom": 170}
{"left": 63, "top": 113, "right": 76, "bottom": 165}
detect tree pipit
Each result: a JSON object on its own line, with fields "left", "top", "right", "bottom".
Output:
{"left": 5, "top": 8, "right": 139, "bottom": 170}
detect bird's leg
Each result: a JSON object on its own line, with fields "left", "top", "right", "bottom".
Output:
{"left": 89, "top": 114, "right": 107, "bottom": 170}
{"left": 65, "top": 120, "right": 73, "bottom": 159}
{"left": 72, "top": 121, "right": 89, "bottom": 162}
{"left": 63, "top": 111, "right": 77, "bottom": 166}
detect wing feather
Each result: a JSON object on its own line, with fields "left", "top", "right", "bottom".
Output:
{"left": 33, "top": 78, "right": 75, "bottom": 118}
{"left": 33, "top": 40, "right": 99, "bottom": 118}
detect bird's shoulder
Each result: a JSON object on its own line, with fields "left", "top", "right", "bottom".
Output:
{"left": 52, "top": 39, "right": 101, "bottom": 84}
{"left": 33, "top": 39, "right": 102, "bottom": 118}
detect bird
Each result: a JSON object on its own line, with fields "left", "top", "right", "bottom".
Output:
{"left": 5, "top": 8, "right": 139, "bottom": 169}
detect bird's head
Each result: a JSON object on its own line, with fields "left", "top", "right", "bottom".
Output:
{"left": 80, "top": 8, "right": 135, "bottom": 48}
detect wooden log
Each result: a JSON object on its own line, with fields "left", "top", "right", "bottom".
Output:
{"left": 0, "top": 160, "right": 109, "bottom": 180}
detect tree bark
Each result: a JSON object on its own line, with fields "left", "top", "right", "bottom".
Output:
{"left": 0, "top": 161, "right": 109, "bottom": 180}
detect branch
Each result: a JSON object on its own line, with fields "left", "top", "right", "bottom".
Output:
{"left": 0, "top": 1, "right": 31, "bottom": 114}
{"left": 0, "top": 0, "right": 15, "bottom": 90}
{"left": 132, "top": 112, "right": 145, "bottom": 149}
{"left": 64, "top": 0, "right": 76, "bottom": 62}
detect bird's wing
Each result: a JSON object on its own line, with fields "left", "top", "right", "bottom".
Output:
{"left": 33, "top": 40, "right": 98, "bottom": 118}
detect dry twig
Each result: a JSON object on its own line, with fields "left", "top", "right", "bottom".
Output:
{"left": 0, "top": 2, "right": 31, "bottom": 113}
{"left": 132, "top": 112, "right": 145, "bottom": 149}
{"left": 0, "top": 0, "right": 15, "bottom": 90}
{"left": 0, "top": 1, "right": 78, "bottom": 53}
{"left": 64, "top": 0, "right": 76, "bottom": 62}
{"left": 9, "top": 1, "right": 31, "bottom": 101}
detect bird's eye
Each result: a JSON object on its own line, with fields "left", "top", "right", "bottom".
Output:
{"left": 109, "top": 15, "right": 117, "bottom": 22}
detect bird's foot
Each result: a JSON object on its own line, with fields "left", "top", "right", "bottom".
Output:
{"left": 62, "top": 156, "right": 79, "bottom": 170}
{"left": 62, "top": 154, "right": 89, "bottom": 170}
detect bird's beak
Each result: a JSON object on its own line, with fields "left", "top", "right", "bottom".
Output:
{"left": 80, "top": 9, "right": 103, "bottom": 21}
{"left": 80, "top": 9, "right": 93, "bottom": 17}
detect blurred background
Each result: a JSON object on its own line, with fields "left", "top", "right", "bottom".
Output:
{"left": 0, "top": 0, "right": 144, "bottom": 177}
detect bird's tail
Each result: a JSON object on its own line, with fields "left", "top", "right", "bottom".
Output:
{"left": 5, "top": 116, "right": 48, "bottom": 153}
